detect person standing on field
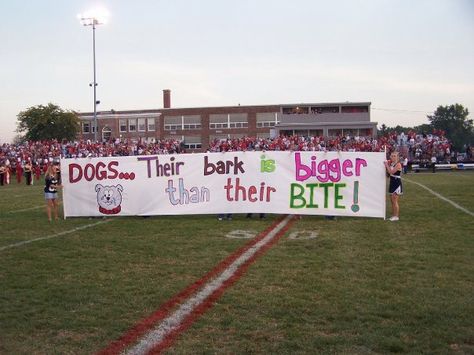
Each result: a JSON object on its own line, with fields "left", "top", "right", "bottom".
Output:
{"left": 24, "top": 160, "right": 33, "bottom": 185}
{"left": 431, "top": 155, "right": 437, "bottom": 173}
{"left": 44, "top": 163, "right": 62, "bottom": 221}
{"left": 34, "top": 161, "right": 41, "bottom": 181}
{"left": 384, "top": 151, "right": 403, "bottom": 222}
{"left": 402, "top": 156, "right": 408, "bottom": 174}
{"left": 16, "top": 160, "right": 23, "bottom": 184}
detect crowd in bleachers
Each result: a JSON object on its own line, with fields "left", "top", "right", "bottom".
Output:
{"left": 208, "top": 135, "right": 386, "bottom": 153}
{"left": 0, "top": 138, "right": 183, "bottom": 164}
{"left": 0, "top": 130, "right": 472, "bottom": 183}
{"left": 383, "top": 129, "right": 457, "bottom": 163}
{"left": 207, "top": 131, "right": 472, "bottom": 163}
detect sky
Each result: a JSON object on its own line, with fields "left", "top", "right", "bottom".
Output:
{"left": 1, "top": 0, "right": 473, "bottom": 143}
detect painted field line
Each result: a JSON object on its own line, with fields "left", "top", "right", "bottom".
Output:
{"left": 0, "top": 219, "right": 112, "bottom": 252}
{"left": 7, "top": 201, "right": 63, "bottom": 214}
{"left": 99, "top": 215, "right": 295, "bottom": 355}
{"left": 13, "top": 192, "right": 43, "bottom": 198}
{"left": 7, "top": 205, "right": 45, "bottom": 213}
{"left": 404, "top": 178, "right": 474, "bottom": 217}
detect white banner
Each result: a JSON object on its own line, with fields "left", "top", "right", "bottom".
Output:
{"left": 61, "top": 151, "right": 386, "bottom": 218}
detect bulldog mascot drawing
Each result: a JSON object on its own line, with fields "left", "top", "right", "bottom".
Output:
{"left": 95, "top": 184, "right": 123, "bottom": 215}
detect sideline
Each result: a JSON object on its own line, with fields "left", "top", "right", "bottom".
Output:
{"left": 99, "top": 215, "right": 295, "bottom": 355}
{"left": 404, "top": 177, "right": 474, "bottom": 217}
{"left": 0, "top": 219, "right": 112, "bottom": 252}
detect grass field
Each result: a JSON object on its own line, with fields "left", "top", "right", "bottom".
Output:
{"left": 1, "top": 171, "right": 473, "bottom": 354}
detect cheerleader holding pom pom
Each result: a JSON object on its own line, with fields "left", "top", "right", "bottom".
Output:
{"left": 384, "top": 152, "right": 403, "bottom": 221}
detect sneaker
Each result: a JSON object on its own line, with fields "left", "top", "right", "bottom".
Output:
{"left": 388, "top": 216, "right": 399, "bottom": 222}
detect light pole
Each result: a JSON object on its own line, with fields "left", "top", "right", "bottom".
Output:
{"left": 78, "top": 9, "right": 108, "bottom": 142}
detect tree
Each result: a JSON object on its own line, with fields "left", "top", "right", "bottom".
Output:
{"left": 428, "top": 104, "right": 473, "bottom": 151}
{"left": 16, "top": 103, "right": 80, "bottom": 141}
{"left": 414, "top": 123, "right": 432, "bottom": 135}
{"left": 378, "top": 123, "right": 388, "bottom": 136}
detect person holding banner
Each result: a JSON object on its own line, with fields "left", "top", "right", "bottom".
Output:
{"left": 44, "top": 163, "right": 62, "bottom": 221}
{"left": 384, "top": 152, "right": 403, "bottom": 222}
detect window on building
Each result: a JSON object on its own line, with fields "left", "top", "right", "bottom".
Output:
{"left": 138, "top": 118, "right": 146, "bottom": 132}
{"left": 128, "top": 119, "right": 137, "bottom": 132}
{"left": 282, "top": 106, "right": 309, "bottom": 114}
{"left": 102, "top": 126, "right": 112, "bottom": 141}
{"left": 341, "top": 106, "right": 369, "bottom": 113}
{"left": 209, "top": 114, "right": 228, "bottom": 129}
{"left": 256, "top": 112, "right": 279, "bottom": 128}
{"left": 183, "top": 115, "right": 201, "bottom": 130}
{"left": 83, "top": 122, "right": 90, "bottom": 133}
{"left": 119, "top": 119, "right": 127, "bottom": 132}
{"left": 311, "top": 106, "right": 340, "bottom": 114}
{"left": 229, "top": 113, "right": 248, "bottom": 128}
{"left": 164, "top": 116, "right": 182, "bottom": 130}
{"left": 183, "top": 136, "right": 202, "bottom": 149}
{"left": 210, "top": 113, "right": 248, "bottom": 129}
{"left": 147, "top": 118, "right": 155, "bottom": 131}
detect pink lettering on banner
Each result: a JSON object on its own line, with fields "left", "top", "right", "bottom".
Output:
{"left": 294, "top": 152, "right": 367, "bottom": 183}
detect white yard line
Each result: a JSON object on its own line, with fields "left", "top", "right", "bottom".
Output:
{"left": 0, "top": 219, "right": 112, "bottom": 252}
{"left": 404, "top": 178, "right": 474, "bottom": 217}
{"left": 124, "top": 215, "right": 293, "bottom": 355}
{"left": 7, "top": 205, "right": 45, "bottom": 213}
{"left": 7, "top": 201, "right": 63, "bottom": 214}
{"left": 13, "top": 192, "right": 43, "bottom": 198}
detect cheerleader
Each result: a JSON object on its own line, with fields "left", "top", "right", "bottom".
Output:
{"left": 44, "top": 163, "right": 62, "bottom": 221}
{"left": 384, "top": 151, "right": 403, "bottom": 221}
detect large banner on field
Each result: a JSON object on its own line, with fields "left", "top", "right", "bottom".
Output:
{"left": 61, "top": 151, "right": 386, "bottom": 218}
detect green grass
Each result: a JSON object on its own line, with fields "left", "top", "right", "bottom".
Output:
{"left": 0, "top": 172, "right": 473, "bottom": 354}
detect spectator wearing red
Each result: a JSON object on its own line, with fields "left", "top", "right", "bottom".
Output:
{"left": 16, "top": 159, "right": 23, "bottom": 184}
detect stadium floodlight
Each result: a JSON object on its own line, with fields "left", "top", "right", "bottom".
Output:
{"left": 78, "top": 7, "right": 109, "bottom": 142}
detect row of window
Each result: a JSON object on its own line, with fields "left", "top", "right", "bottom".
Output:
{"left": 82, "top": 123, "right": 96, "bottom": 134}
{"left": 82, "top": 119, "right": 155, "bottom": 134}
{"left": 120, "top": 118, "right": 155, "bottom": 133}
{"left": 282, "top": 106, "right": 369, "bottom": 115}
{"left": 83, "top": 120, "right": 280, "bottom": 134}
{"left": 280, "top": 128, "right": 373, "bottom": 137}
{"left": 82, "top": 113, "right": 284, "bottom": 134}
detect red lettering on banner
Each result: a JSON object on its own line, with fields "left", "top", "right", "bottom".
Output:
{"left": 224, "top": 178, "right": 276, "bottom": 202}
{"left": 68, "top": 161, "right": 132, "bottom": 184}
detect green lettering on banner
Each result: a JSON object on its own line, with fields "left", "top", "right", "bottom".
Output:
{"left": 335, "top": 183, "right": 346, "bottom": 209}
{"left": 290, "top": 183, "right": 306, "bottom": 208}
{"left": 306, "top": 183, "right": 319, "bottom": 208}
{"left": 290, "top": 182, "right": 348, "bottom": 210}
{"left": 318, "top": 183, "right": 333, "bottom": 208}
